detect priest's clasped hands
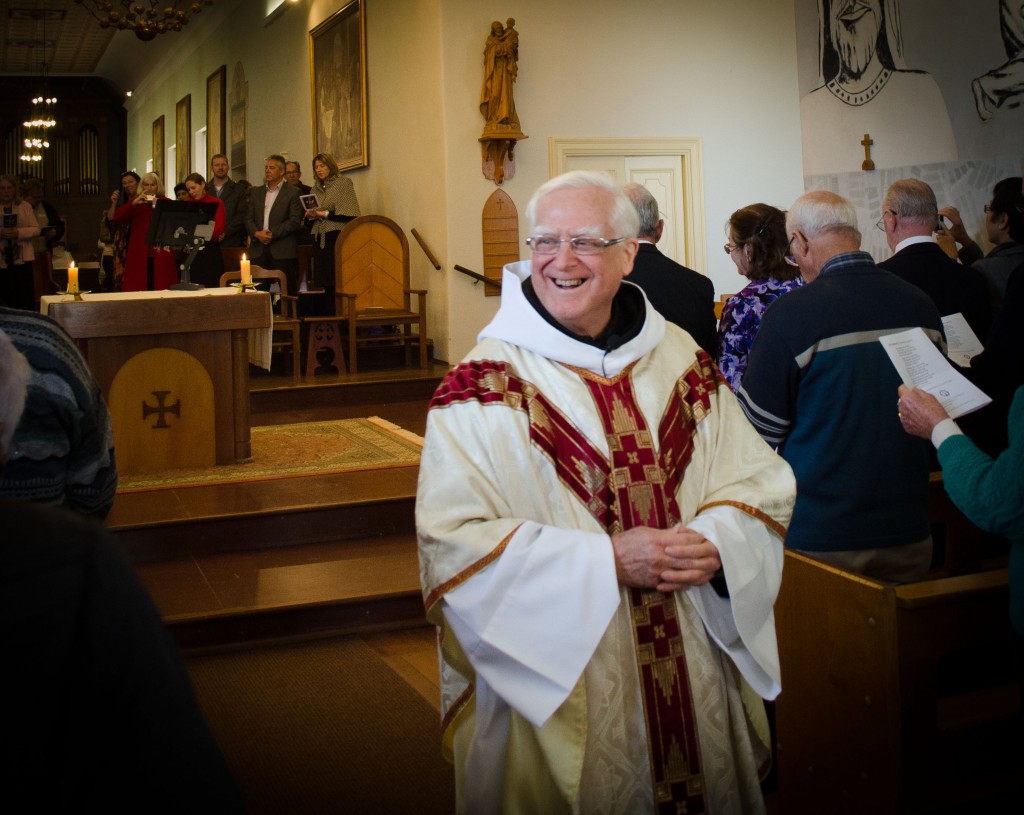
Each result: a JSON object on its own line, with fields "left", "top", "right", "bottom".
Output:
{"left": 612, "top": 524, "right": 722, "bottom": 594}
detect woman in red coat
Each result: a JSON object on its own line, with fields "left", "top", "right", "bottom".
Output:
{"left": 111, "top": 173, "right": 178, "bottom": 291}
{"left": 183, "top": 173, "right": 226, "bottom": 288}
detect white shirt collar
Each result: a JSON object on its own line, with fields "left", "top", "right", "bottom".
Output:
{"left": 893, "top": 234, "right": 937, "bottom": 254}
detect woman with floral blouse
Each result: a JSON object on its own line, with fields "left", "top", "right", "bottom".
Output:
{"left": 716, "top": 203, "right": 804, "bottom": 391}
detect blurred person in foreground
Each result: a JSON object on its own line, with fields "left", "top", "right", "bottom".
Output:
{"left": 0, "top": 305, "right": 117, "bottom": 518}
{"left": 0, "top": 328, "right": 245, "bottom": 812}
{"left": 416, "top": 170, "right": 796, "bottom": 814}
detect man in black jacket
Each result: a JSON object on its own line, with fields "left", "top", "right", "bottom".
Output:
{"left": 878, "top": 178, "right": 991, "bottom": 340}
{"left": 623, "top": 183, "right": 717, "bottom": 355}
{"left": 208, "top": 153, "right": 247, "bottom": 247}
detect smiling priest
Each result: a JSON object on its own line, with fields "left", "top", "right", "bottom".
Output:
{"left": 416, "top": 171, "right": 796, "bottom": 814}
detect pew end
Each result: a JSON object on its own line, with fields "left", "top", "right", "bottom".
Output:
{"left": 775, "top": 551, "right": 1021, "bottom": 814}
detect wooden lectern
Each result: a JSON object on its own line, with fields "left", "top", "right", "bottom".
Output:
{"left": 44, "top": 290, "right": 271, "bottom": 476}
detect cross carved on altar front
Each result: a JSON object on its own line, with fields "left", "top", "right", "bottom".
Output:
{"left": 861, "top": 133, "right": 875, "bottom": 171}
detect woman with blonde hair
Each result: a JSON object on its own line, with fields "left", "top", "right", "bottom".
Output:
{"left": 304, "top": 152, "right": 360, "bottom": 296}
{"left": 0, "top": 174, "right": 41, "bottom": 310}
{"left": 111, "top": 172, "right": 177, "bottom": 291}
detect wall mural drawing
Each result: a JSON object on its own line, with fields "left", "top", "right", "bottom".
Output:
{"left": 799, "top": 0, "right": 957, "bottom": 175}
{"left": 972, "top": 0, "right": 1024, "bottom": 121}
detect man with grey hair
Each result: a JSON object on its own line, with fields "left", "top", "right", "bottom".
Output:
{"left": 245, "top": 153, "right": 304, "bottom": 292}
{"left": 738, "top": 190, "right": 943, "bottom": 583}
{"left": 417, "top": 170, "right": 796, "bottom": 813}
{"left": 878, "top": 178, "right": 990, "bottom": 339}
{"left": 623, "top": 182, "right": 717, "bottom": 355}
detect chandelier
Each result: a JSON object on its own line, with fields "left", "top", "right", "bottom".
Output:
{"left": 74, "top": 1, "right": 216, "bottom": 41}
{"left": 20, "top": 11, "right": 57, "bottom": 163}
{"left": 21, "top": 96, "right": 57, "bottom": 162}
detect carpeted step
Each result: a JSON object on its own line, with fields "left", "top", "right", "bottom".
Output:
{"left": 138, "top": 532, "right": 427, "bottom": 652}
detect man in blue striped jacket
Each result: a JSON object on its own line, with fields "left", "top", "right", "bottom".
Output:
{"left": 737, "top": 190, "right": 943, "bottom": 583}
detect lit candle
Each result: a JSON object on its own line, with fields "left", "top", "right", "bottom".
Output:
{"left": 67, "top": 261, "right": 78, "bottom": 294}
{"left": 240, "top": 254, "right": 251, "bottom": 286}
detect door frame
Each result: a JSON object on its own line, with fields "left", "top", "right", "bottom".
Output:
{"left": 548, "top": 136, "right": 707, "bottom": 273}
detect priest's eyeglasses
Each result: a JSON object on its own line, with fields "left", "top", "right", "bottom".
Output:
{"left": 526, "top": 236, "right": 627, "bottom": 255}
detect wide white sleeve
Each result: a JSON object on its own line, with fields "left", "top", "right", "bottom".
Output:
{"left": 685, "top": 504, "right": 784, "bottom": 700}
{"left": 442, "top": 519, "right": 621, "bottom": 727}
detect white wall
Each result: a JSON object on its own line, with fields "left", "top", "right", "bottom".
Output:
{"left": 437, "top": 0, "right": 806, "bottom": 361}
{"left": 123, "top": 0, "right": 807, "bottom": 364}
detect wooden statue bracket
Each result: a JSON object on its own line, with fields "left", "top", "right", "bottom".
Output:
{"left": 481, "top": 127, "right": 527, "bottom": 185}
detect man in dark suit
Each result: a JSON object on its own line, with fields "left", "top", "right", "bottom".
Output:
{"left": 878, "top": 178, "right": 991, "bottom": 340}
{"left": 208, "top": 153, "right": 246, "bottom": 247}
{"left": 623, "top": 183, "right": 717, "bottom": 354}
{"left": 245, "top": 153, "right": 304, "bottom": 292}
{"left": 285, "top": 160, "right": 313, "bottom": 247}
{"left": 285, "top": 161, "right": 312, "bottom": 196}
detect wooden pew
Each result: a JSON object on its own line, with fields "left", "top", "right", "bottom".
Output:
{"left": 775, "top": 551, "right": 1020, "bottom": 813}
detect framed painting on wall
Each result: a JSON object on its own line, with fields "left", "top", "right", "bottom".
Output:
{"left": 310, "top": 0, "right": 368, "bottom": 171}
{"left": 206, "top": 65, "right": 226, "bottom": 160}
{"left": 175, "top": 94, "right": 191, "bottom": 184}
{"left": 230, "top": 100, "right": 247, "bottom": 181}
{"left": 152, "top": 115, "right": 165, "bottom": 185}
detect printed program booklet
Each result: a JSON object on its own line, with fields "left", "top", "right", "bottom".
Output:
{"left": 879, "top": 327, "right": 991, "bottom": 419}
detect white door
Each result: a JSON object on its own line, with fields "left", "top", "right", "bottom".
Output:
{"left": 554, "top": 137, "right": 706, "bottom": 274}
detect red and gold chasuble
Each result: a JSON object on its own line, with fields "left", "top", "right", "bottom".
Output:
{"left": 429, "top": 353, "right": 719, "bottom": 814}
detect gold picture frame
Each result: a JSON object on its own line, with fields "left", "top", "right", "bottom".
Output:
{"left": 206, "top": 65, "right": 226, "bottom": 160}
{"left": 175, "top": 94, "right": 191, "bottom": 184}
{"left": 152, "top": 115, "right": 165, "bottom": 185}
{"left": 310, "top": 0, "right": 368, "bottom": 171}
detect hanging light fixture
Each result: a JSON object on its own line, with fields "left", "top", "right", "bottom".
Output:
{"left": 74, "top": 1, "right": 216, "bottom": 41}
{"left": 20, "top": 10, "right": 57, "bottom": 164}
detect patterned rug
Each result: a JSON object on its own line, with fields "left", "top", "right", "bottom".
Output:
{"left": 116, "top": 416, "right": 423, "bottom": 492}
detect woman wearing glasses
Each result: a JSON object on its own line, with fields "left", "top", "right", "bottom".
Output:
{"left": 716, "top": 203, "right": 803, "bottom": 392}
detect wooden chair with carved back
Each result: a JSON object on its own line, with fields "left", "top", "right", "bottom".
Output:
{"left": 307, "top": 215, "right": 428, "bottom": 374}
{"left": 219, "top": 267, "right": 301, "bottom": 376}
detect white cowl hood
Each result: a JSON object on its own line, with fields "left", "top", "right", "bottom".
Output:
{"left": 477, "top": 260, "right": 666, "bottom": 378}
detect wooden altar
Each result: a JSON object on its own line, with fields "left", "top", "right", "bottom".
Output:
{"left": 42, "top": 289, "right": 272, "bottom": 476}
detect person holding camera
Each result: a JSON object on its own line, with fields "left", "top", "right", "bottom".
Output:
{"left": 110, "top": 172, "right": 177, "bottom": 291}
